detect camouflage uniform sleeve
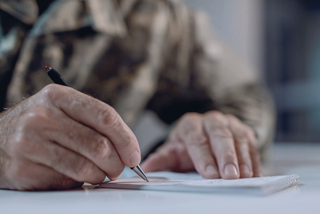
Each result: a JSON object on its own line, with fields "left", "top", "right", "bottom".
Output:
{"left": 146, "top": 2, "right": 275, "bottom": 158}
{"left": 0, "top": 0, "right": 37, "bottom": 111}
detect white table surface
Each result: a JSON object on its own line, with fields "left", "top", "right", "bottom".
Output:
{"left": 1, "top": 143, "right": 320, "bottom": 214}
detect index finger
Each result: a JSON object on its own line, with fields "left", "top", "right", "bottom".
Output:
{"left": 175, "top": 113, "right": 220, "bottom": 179}
{"left": 203, "top": 111, "right": 240, "bottom": 179}
{"left": 38, "top": 84, "right": 141, "bottom": 167}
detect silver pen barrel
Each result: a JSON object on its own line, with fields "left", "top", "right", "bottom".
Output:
{"left": 130, "top": 165, "right": 149, "bottom": 182}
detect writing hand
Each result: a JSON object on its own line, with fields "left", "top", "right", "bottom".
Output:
{"left": 0, "top": 84, "right": 141, "bottom": 190}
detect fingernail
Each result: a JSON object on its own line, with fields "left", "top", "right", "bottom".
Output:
{"left": 205, "top": 165, "right": 218, "bottom": 176}
{"left": 240, "top": 165, "right": 252, "bottom": 177}
{"left": 255, "top": 172, "right": 263, "bottom": 177}
{"left": 223, "top": 164, "right": 238, "bottom": 177}
{"left": 130, "top": 151, "right": 141, "bottom": 166}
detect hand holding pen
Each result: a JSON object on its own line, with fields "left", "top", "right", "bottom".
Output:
{"left": 0, "top": 66, "right": 147, "bottom": 191}
{"left": 45, "top": 66, "right": 148, "bottom": 182}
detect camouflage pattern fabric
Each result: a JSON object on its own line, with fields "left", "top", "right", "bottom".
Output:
{"left": 0, "top": 0, "right": 275, "bottom": 159}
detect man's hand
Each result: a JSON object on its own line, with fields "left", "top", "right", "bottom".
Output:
{"left": 0, "top": 84, "right": 141, "bottom": 190}
{"left": 142, "top": 111, "right": 262, "bottom": 179}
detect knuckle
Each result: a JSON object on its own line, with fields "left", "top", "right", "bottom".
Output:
{"left": 185, "top": 132, "right": 207, "bottom": 146}
{"left": 91, "top": 138, "right": 111, "bottom": 160}
{"left": 97, "top": 107, "right": 120, "bottom": 128}
{"left": 250, "top": 145, "right": 260, "bottom": 157}
{"left": 180, "top": 112, "right": 201, "bottom": 123}
{"left": 235, "top": 132, "right": 249, "bottom": 145}
{"left": 210, "top": 128, "right": 233, "bottom": 139}
{"left": 236, "top": 140, "right": 250, "bottom": 153}
{"left": 23, "top": 110, "right": 49, "bottom": 123}
{"left": 97, "top": 107, "right": 137, "bottom": 149}
{"left": 204, "top": 116, "right": 229, "bottom": 132}
{"left": 122, "top": 129, "right": 137, "bottom": 146}
{"left": 226, "top": 114, "right": 240, "bottom": 123}
{"left": 19, "top": 107, "right": 51, "bottom": 131}
{"left": 12, "top": 111, "right": 51, "bottom": 152}
{"left": 50, "top": 149, "right": 65, "bottom": 168}
{"left": 222, "top": 151, "right": 237, "bottom": 162}
{"left": 40, "top": 84, "right": 65, "bottom": 102}
{"left": 178, "top": 113, "right": 202, "bottom": 135}
{"left": 236, "top": 127, "right": 256, "bottom": 146}
{"left": 205, "top": 111, "right": 226, "bottom": 123}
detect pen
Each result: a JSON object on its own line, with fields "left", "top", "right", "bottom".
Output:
{"left": 44, "top": 65, "right": 149, "bottom": 182}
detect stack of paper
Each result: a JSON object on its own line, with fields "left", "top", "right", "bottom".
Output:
{"left": 99, "top": 172, "right": 299, "bottom": 196}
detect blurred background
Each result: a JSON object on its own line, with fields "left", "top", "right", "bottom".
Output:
{"left": 134, "top": 0, "right": 320, "bottom": 157}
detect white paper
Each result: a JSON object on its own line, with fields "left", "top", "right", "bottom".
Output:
{"left": 99, "top": 172, "right": 300, "bottom": 195}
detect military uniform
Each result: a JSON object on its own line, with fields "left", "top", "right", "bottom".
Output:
{"left": 0, "top": 0, "right": 275, "bottom": 159}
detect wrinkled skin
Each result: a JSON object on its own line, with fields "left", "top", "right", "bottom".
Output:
{"left": 0, "top": 84, "right": 141, "bottom": 190}
{"left": 142, "top": 111, "right": 262, "bottom": 179}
